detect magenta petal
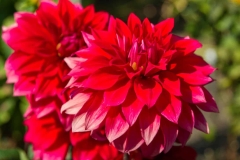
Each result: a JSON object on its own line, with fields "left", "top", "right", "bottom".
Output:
{"left": 197, "top": 87, "right": 219, "bottom": 112}
{"left": 161, "top": 118, "right": 178, "bottom": 153}
{"left": 104, "top": 80, "right": 131, "bottom": 106}
{"left": 112, "top": 123, "right": 144, "bottom": 153}
{"left": 134, "top": 78, "right": 162, "bottom": 107}
{"left": 178, "top": 103, "right": 194, "bottom": 133}
{"left": 122, "top": 91, "right": 144, "bottom": 126}
{"left": 191, "top": 105, "right": 209, "bottom": 133}
{"left": 105, "top": 107, "right": 129, "bottom": 142}
{"left": 83, "top": 67, "right": 123, "bottom": 90}
{"left": 160, "top": 71, "right": 181, "bottom": 96}
{"left": 181, "top": 83, "right": 206, "bottom": 104}
{"left": 161, "top": 95, "right": 181, "bottom": 124}
{"left": 85, "top": 97, "right": 109, "bottom": 130}
{"left": 139, "top": 107, "right": 161, "bottom": 145}
{"left": 140, "top": 131, "right": 164, "bottom": 158}
{"left": 61, "top": 93, "right": 91, "bottom": 115}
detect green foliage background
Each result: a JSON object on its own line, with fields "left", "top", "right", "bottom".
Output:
{"left": 0, "top": 0, "right": 239, "bottom": 159}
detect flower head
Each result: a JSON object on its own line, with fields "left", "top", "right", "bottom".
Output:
{"left": 63, "top": 13, "right": 218, "bottom": 157}
{"left": 2, "top": 0, "right": 109, "bottom": 124}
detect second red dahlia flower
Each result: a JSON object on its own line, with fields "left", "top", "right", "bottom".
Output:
{"left": 2, "top": 0, "right": 109, "bottom": 128}
{"left": 62, "top": 14, "right": 218, "bottom": 157}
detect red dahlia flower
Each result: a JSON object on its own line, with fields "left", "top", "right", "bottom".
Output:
{"left": 2, "top": 0, "right": 108, "bottom": 119}
{"left": 25, "top": 109, "right": 122, "bottom": 160}
{"left": 63, "top": 14, "right": 218, "bottom": 157}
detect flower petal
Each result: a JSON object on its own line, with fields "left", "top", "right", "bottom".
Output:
{"left": 105, "top": 107, "right": 129, "bottom": 142}
{"left": 161, "top": 118, "right": 178, "bottom": 153}
{"left": 112, "top": 123, "right": 144, "bottom": 153}
{"left": 197, "top": 87, "right": 219, "bottom": 112}
{"left": 139, "top": 107, "right": 161, "bottom": 145}
{"left": 85, "top": 94, "right": 109, "bottom": 130}
{"left": 122, "top": 89, "right": 144, "bottom": 126}
{"left": 191, "top": 105, "right": 209, "bottom": 133}
{"left": 159, "top": 71, "right": 181, "bottom": 96}
{"left": 104, "top": 80, "right": 131, "bottom": 106}
{"left": 161, "top": 95, "right": 181, "bottom": 124}
{"left": 140, "top": 131, "right": 164, "bottom": 158}
{"left": 181, "top": 83, "right": 206, "bottom": 104}
{"left": 178, "top": 103, "right": 194, "bottom": 133}
{"left": 134, "top": 78, "right": 162, "bottom": 107}
{"left": 155, "top": 18, "right": 174, "bottom": 37}
{"left": 83, "top": 67, "right": 123, "bottom": 90}
{"left": 61, "top": 92, "right": 91, "bottom": 115}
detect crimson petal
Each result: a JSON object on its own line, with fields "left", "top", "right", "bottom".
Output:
{"left": 161, "top": 118, "right": 178, "bottom": 153}
{"left": 139, "top": 107, "right": 161, "bottom": 145}
{"left": 134, "top": 78, "right": 162, "bottom": 108}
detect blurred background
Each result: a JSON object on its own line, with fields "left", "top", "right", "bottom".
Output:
{"left": 0, "top": 0, "right": 239, "bottom": 159}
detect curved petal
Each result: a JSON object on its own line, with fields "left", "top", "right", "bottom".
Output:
{"left": 134, "top": 78, "right": 162, "bottom": 108}
{"left": 112, "top": 123, "right": 144, "bottom": 153}
{"left": 159, "top": 71, "right": 181, "bottom": 96}
{"left": 122, "top": 89, "right": 144, "bottom": 126}
{"left": 104, "top": 80, "right": 131, "bottom": 106}
{"left": 105, "top": 107, "right": 129, "bottom": 142}
{"left": 161, "top": 118, "right": 178, "bottom": 153}
{"left": 191, "top": 105, "right": 209, "bottom": 133}
{"left": 139, "top": 107, "right": 161, "bottom": 145}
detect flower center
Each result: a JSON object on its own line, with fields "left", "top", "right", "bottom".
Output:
{"left": 56, "top": 34, "right": 79, "bottom": 57}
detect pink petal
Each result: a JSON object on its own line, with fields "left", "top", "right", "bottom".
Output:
{"left": 105, "top": 107, "right": 129, "bottom": 142}
{"left": 161, "top": 95, "right": 181, "bottom": 124}
{"left": 64, "top": 57, "right": 87, "bottom": 69}
{"left": 134, "top": 78, "right": 162, "bottom": 108}
{"left": 161, "top": 118, "right": 178, "bottom": 153}
{"left": 85, "top": 105, "right": 109, "bottom": 131}
{"left": 83, "top": 67, "right": 123, "bottom": 90}
{"left": 197, "top": 87, "right": 219, "bottom": 112}
{"left": 140, "top": 131, "right": 164, "bottom": 158}
{"left": 159, "top": 71, "right": 181, "bottom": 96}
{"left": 122, "top": 90, "right": 144, "bottom": 126}
{"left": 81, "top": 31, "right": 95, "bottom": 47}
{"left": 178, "top": 103, "right": 194, "bottom": 133}
{"left": 72, "top": 109, "right": 89, "bottom": 132}
{"left": 139, "top": 107, "right": 161, "bottom": 145}
{"left": 191, "top": 105, "right": 209, "bottom": 133}
{"left": 61, "top": 92, "right": 91, "bottom": 115}
{"left": 112, "top": 123, "right": 144, "bottom": 153}
{"left": 104, "top": 80, "right": 131, "bottom": 106}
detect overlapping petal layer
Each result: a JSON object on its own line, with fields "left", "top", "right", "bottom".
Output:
{"left": 63, "top": 14, "right": 218, "bottom": 157}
